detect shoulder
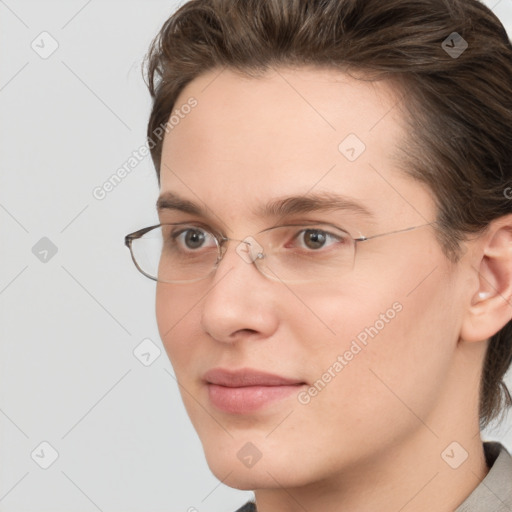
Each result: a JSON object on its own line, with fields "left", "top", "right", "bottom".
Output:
{"left": 233, "top": 501, "right": 256, "bottom": 512}
{"left": 455, "top": 441, "right": 512, "bottom": 511}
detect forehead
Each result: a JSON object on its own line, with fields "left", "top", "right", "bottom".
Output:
{"left": 159, "top": 66, "right": 432, "bottom": 228}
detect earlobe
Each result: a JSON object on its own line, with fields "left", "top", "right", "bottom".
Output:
{"left": 460, "top": 217, "right": 512, "bottom": 343}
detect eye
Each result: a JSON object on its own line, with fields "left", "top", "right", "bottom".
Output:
{"left": 292, "top": 228, "right": 347, "bottom": 251}
{"left": 169, "top": 226, "right": 217, "bottom": 251}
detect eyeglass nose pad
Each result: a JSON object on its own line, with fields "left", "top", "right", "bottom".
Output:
{"left": 235, "top": 236, "right": 264, "bottom": 264}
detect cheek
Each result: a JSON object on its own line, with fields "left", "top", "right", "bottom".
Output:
{"left": 287, "top": 250, "right": 458, "bottom": 405}
{"left": 319, "top": 273, "right": 456, "bottom": 427}
{"left": 155, "top": 284, "right": 202, "bottom": 369}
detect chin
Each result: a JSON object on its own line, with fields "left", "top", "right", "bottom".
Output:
{"left": 201, "top": 440, "right": 315, "bottom": 491}
{"left": 206, "top": 458, "right": 288, "bottom": 491}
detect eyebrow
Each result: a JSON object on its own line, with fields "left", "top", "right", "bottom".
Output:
{"left": 156, "top": 191, "right": 374, "bottom": 219}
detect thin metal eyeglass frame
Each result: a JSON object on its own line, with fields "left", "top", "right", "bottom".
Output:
{"left": 124, "top": 220, "right": 437, "bottom": 284}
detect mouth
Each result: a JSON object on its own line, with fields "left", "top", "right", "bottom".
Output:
{"left": 203, "top": 367, "right": 307, "bottom": 414}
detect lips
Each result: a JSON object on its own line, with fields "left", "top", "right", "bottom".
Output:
{"left": 203, "top": 368, "right": 306, "bottom": 414}
{"left": 203, "top": 368, "right": 305, "bottom": 387}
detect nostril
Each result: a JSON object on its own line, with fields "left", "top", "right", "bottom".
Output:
{"left": 232, "top": 328, "right": 259, "bottom": 338}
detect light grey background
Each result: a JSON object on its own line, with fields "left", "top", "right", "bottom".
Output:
{"left": 1, "top": 1, "right": 512, "bottom": 511}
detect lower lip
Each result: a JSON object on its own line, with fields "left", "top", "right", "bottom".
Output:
{"left": 207, "top": 383, "right": 304, "bottom": 414}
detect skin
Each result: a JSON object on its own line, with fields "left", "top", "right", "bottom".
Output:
{"left": 154, "top": 66, "right": 512, "bottom": 512}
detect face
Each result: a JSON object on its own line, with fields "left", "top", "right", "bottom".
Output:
{"left": 155, "top": 66, "right": 467, "bottom": 489}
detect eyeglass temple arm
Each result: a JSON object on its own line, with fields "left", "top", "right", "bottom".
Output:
{"left": 124, "top": 224, "right": 162, "bottom": 248}
{"left": 354, "top": 221, "right": 436, "bottom": 242}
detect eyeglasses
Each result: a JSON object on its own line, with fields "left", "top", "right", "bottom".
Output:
{"left": 124, "top": 220, "right": 436, "bottom": 284}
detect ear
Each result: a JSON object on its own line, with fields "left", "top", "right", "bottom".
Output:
{"left": 460, "top": 214, "right": 512, "bottom": 343}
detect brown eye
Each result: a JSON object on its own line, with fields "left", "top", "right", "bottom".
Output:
{"left": 282, "top": 226, "right": 349, "bottom": 253}
{"left": 302, "top": 230, "right": 328, "bottom": 250}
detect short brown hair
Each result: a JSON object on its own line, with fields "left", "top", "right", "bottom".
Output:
{"left": 144, "top": 0, "right": 512, "bottom": 429}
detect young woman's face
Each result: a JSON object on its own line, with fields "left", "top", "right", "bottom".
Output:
{"left": 155, "top": 67, "right": 469, "bottom": 489}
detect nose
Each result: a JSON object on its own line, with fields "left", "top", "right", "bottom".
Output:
{"left": 200, "top": 239, "right": 279, "bottom": 344}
